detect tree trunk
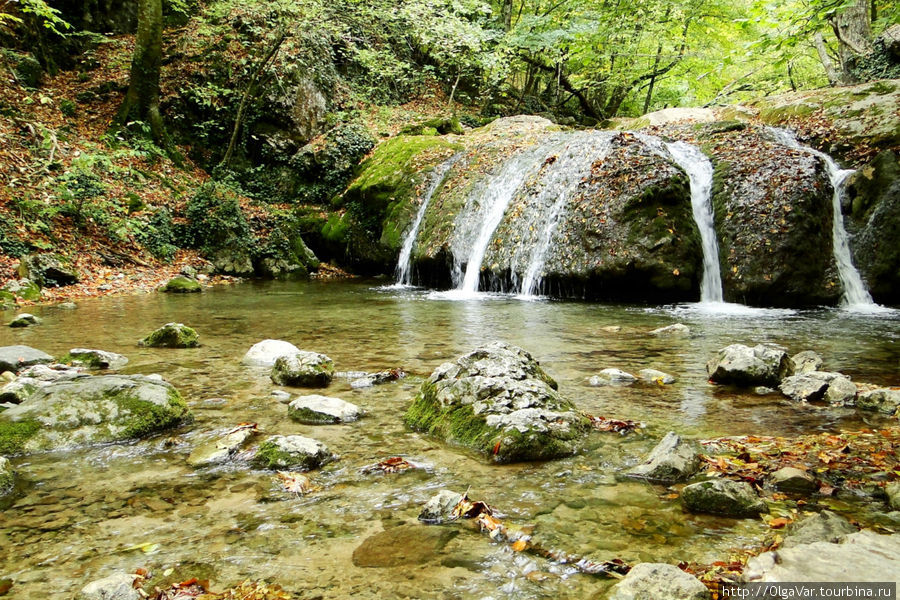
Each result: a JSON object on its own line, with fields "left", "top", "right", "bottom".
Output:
{"left": 830, "top": 0, "right": 873, "bottom": 83}
{"left": 501, "top": 0, "right": 513, "bottom": 31}
{"left": 814, "top": 32, "right": 844, "bottom": 86}
{"left": 116, "top": 0, "right": 165, "bottom": 143}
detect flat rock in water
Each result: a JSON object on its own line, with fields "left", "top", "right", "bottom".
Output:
{"left": 607, "top": 563, "right": 710, "bottom": 600}
{"left": 744, "top": 530, "right": 900, "bottom": 583}
{"left": 404, "top": 342, "right": 588, "bottom": 463}
{"left": 625, "top": 431, "right": 701, "bottom": 483}
{"left": 270, "top": 351, "right": 334, "bottom": 387}
{"left": 681, "top": 479, "right": 768, "bottom": 517}
{"left": 0, "top": 345, "right": 53, "bottom": 373}
{"left": 9, "top": 313, "right": 40, "bottom": 328}
{"left": 638, "top": 368, "right": 676, "bottom": 385}
{"left": 855, "top": 388, "right": 900, "bottom": 415}
{"left": 270, "top": 390, "right": 292, "bottom": 403}
{"left": 252, "top": 434, "right": 335, "bottom": 470}
{"left": 350, "top": 369, "right": 406, "bottom": 388}
{"left": 75, "top": 572, "right": 141, "bottom": 600}
{"left": 0, "top": 374, "right": 191, "bottom": 454}
{"left": 649, "top": 323, "right": 690, "bottom": 337}
{"left": 187, "top": 426, "right": 257, "bottom": 467}
{"left": 596, "top": 368, "right": 637, "bottom": 383}
{"left": 791, "top": 350, "right": 824, "bottom": 373}
{"left": 351, "top": 524, "right": 458, "bottom": 568}
{"left": 288, "top": 395, "right": 360, "bottom": 424}
{"left": 707, "top": 344, "right": 793, "bottom": 387}
{"left": 67, "top": 348, "right": 129, "bottom": 370}
{"left": 241, "top": 339, "right": 301, "bottom": 367}
{"left": 779, "top": 372, "right": 854, "bottom": 403}
{"left": 769, "top": 466, "right": 817, "bottom": 494}
{"left": 782, "top": 510, "right": 857, "bottom": 548}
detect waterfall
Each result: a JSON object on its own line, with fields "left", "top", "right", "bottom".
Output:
{"left": 517, "top": 132, "right": 614, "bottom": 296}
{"left": 663, "top": 141, "right": 724, "bottom": 303}
{"left": 456, "top": 141, "right": 562, "bottom": 293}
{"left": 395, "top": 154, "right": 461, "bottom": 286}
{"left": 768, "top": 128, "right": 874, "bottom": 307}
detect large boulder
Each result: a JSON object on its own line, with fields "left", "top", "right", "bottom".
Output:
{"left": 252, "top": 435, "right": 335, "bottom": 470}
{"left": 0, "top": 374, "right": 191, "bottom": 455}
{"left": 0, "top": 345, "right": 53, "bottom": 373}
{"left": 779, "top": 372, "right": 856, "bottom": 404}
{"left": 744, "top": 530, "right": 900, "bottom": 583}
{"left": 160, "top": 275, "right": 201, "bottom": 293}
{"left": 75, "top": 573, "right": 141, "bottom": 600}
{"left": 1, "top": 278, "right": 41, "bottom": 302}
{"left": 241, "top": 339, "right": 301, "bottom": 367}
{"left": 270, "top": 352, "right": 334, "bottom": 387}
{"left": 0, "top": 456, "right": 13, "bottom": 495}
{"left": 781, "top": 510, "right": 857, "bottom": 548}
{"left": 288, "top": 395, "right": 360, "bottom": 424}
{"left": 404, "top": 342, "right": 589, "bottom": 463}
{"left": 65, "top": 348, "right": 129, "bottom": 370}
{"left": 854, "top": 388, "right": 900, "bottom": 415}
{"left": 681, "top": 479, "right": 768, "bottom": 517}
{"left": 624, "top": 431, "right": 702, "bottom": 483}
{"left": 138, "top": 323, "right": 199, "bottom": 348}
{"left": 17, "top": 253, "right": 80, "bottom": 287}
{"left": 607, "top": 563, "right": 710, "bottom": 600}
{"left": 706, "top": 344, "right": 794, "bottom": 387}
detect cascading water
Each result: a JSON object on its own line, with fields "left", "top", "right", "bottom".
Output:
{"left": 768, "top": 128, "right": 875, "bottom": 307}
{"left": 517, "top": 131, "right": 614, "bottom": 296}
{"left": 394, "top": 153, "right": 462, "bottom": 286}
{"left": 455, "top": 141, "right": 564, "bottom": 293}
{"left": 663, "top": 141, "right": 724, "bottom": 303}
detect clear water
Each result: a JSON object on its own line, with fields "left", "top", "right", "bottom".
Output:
{"left": 2, "top": 280, "right": 899, "bottom": 599}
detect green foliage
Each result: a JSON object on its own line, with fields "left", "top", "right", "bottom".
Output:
{"left": 183, "top": 182, "right": 252, "bottom": 251}
{"left": 135, "top": 209, "right": 178, "bottom": 262}
{"left": 288, "top": 122, "right": 376, "bottom": 204}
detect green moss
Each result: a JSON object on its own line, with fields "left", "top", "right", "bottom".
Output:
{"left": 0, "top": 419, "right": 40, "bottom": 455}
{"left": 287, "top": 406, "right": 338, "bottom": 424}
{"left": 139, "top": 323, "right": 199, "bottom": 348}
{"left": 118, "top": 388, "right": 191, "bottom": 439}
{"left": 252, "top": 440, "right": 321, "bottom": 470}
{"left": 161, "top": 276, "right": 202, "bottom": 293}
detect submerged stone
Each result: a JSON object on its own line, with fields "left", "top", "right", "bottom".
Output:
{"left": 75, "top": 573, "right": 141, "bottom": 600}
{"left": 649, "top": 323, "right": 690, "bottom": 337}
{"left": 270, "top": 352, "right": 334, "bottom": 387}
{"left": 252, "top": 435, "right": 334, "bottom": 470}
{"left": 782, "top": 510, "right": 857, "bottom": 548}
{"left": 139, "top": 323, "right": 199, "bottom": 348}
{"left": 404, "top": 342, "right": 588, "bottom": 463}
{"left": 241, "top": 339, "right": 301, "bottom": 367}
{"left": 769, "top": 466, "right": 817, "bottom": 494}
{"left": 0, "top": 345, "right": 53, "bottom": 373}
{"left": 607, "top": 563, "right": 710, "bottom": 600}
{"left": 625, "top": 431, "right": 701, "bottom": 483}
{"left": 638, "top": 368, "right": 677, "bottom": 385}
{"left": 681, "top": 479, "right": 768, "bottom": 517}
{"left": 0, "top": 374, "right": 191, "bottom": 455}
{"left": 419, "top": 489, "right": 464, "bottom": 524}
{"left": 288, "top": 395, "right": 360, "bottom": 424}
{"left": 187, "top": 426, "right": 257, "bottom": 467}
{"left": 706, "top": 344, "right": 793, "bottom": 387}
{"left": 351, "top": 524, "right": 458, "bottom": 568}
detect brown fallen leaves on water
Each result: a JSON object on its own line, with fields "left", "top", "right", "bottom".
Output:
{"left": 587, "top": 415, "right": 641, "bottom": 434}
{"left": 274, "top": 471, "right": 318, "bottom": 496}
{"left": 147, "top": 578, "right": 291, "bottom": 600}
{"left": 360, "top": 456, "right": 416, "bottom": 474}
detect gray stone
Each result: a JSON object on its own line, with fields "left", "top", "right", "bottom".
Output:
{"left": 887, "top": 482, "right": 900, "bottom": 511}
{"left": 18, "top": 253, "right": 80, "bottom": 287}
{"left": 9, "top": 313, "right": 41, "bottom": 327}
{"left": 270, "top": 390, "right": 292, "bottom": 403}
{"left": 57, "top": 301, "right": 77, "bottom": 309}
{"left": 0, "top": 456, "right": 13, "bottom": 495}
{"left": 791, "top": 350, "right": 824, "bottom": 373}
{"left": 0, "top": 363, "right": 86, "bottom": 404}
{"left": 404, "top": 342, "right": 589, "bottom": 463}
{"left": 707, "top": 344, "right": 794, "bottom": 387}
{"left": 782, "top": 510, "right": 857, "bottom": 548}
{"left": 75, "top": 572, "right": 141, "bottom": 600}
{"left": 754, "top": 386, "right": 777, "bottom": 395}
{"left": 187, "top": 426, "right": 257, "bottom": 467}
{"left": 241, "top": 339, "right": 301, "bottom": 367}
{"left": 349, "top": 369, "right": 407, "bottom": 388}
{"left": 0, "top": 374, "right": 191, "bottom": 454}
{"left": 596, "top": 368, "right": 637, "bottom": 383}
{"left": 419, "top": 489, "right": 464, "bottom": 524}
{"left": 778, "top": 372, "right": 852, "bottom": 403}
{"left": 744, "top": 530, "right": 900, "bottom": 583}
{"left": 0, "top": 345, "right": 53, "bottom": 373}
{"left": 769, "top": 466, "right": 817, "bottom": 494}
{"left": 824, "top": 376, "right": 858, "bottom": 405}
{"left": 607, "top": 563, "right": 710, "bottom": 600}
{"left": 855, "top": 388, "right": 900, "bottom": 415}
{"left": 649, "top": 323, "right": 691, "bottom": 337}
{"left": 625, "top": 431, "right": 701, "bottom": 483}
{"left": 638, "top": 368, "right": 677, "bottom": 385}
{"left": 288, "top": 394, "right": 360, "bottom": 424}
{"left": 252, "top": 434, "right": 335, "bottom": 470}
{"left": 681, "top": 479, "right": 768, "bottom": 517}
{"left": 270, "top": 351, "right": 334, "bottom": 387}
{"left": 67, "top": 348, "right": 129, "bottom": 370}
{"left": 138, "top": 323, "right": 199, "bottom": 348}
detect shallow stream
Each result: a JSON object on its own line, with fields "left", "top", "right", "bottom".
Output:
{"left": 1, "top": 280, "right": 899, "bottom": 599}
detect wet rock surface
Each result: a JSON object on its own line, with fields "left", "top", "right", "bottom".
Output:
{"left": 607, "top": 562, "right": 710, "bottom": 600}
{"left": 707, "top": 344, "right": 794, "bottom": 387}
{"left": 75, "top": 572, "right": 141, "bottom": 600}
{"left": 625, "top": 431, "right": 701, "bottom": 483}
{"left": 404, "top": 342, "right": 588, "bottom": 463}
{"left": 287, "top": 395, "right": 360, "bottom": 424}
{"left": 769, "top": 466, "right": 817, "bottom": 494}
{"left": 779, "top": 372, "right": 855, "bottom": 403}
{"left": 0, "top": 345, "right": 53, "bottom": 373}
{"left": 681, "top": 479, "right": 768, "bottom": 517}
{"left": 781, "top": 510, "right": 857, "bottom": 548}
{"left": 351, "top": 524, "right": 458, "bottom": 568}
{"left": 241, "top": 339, "right": 301, "bottom": 367}
{"left": 855, "top": 388, "right": 900, "bottom": 414}
{"left": 252, "top": 435, "right": 335, "bottom": 470}
{"left": 66, "top": 348, "right": 129, "bottom": 370}
{"left": 139, "top": 323, "right": 199, "bottom": 348}
{"left": 270, "top": 352, "right": 335, "bottom": 387}
{"left": 187, "top": 425, "right": 257, "bottom": 467}
{"left": 0, "top": 364, "right": 86, "bottom": 404}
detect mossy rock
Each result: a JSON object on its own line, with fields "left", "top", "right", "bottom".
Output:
{"left": 139, "top": 323, "right": 199, "bottom": 348}
{"left": 270, "top": 352, "right": 334, "bottom": 387}
{"left": 681, "top": 479, "right": 769, "bottom": 517}
{"left": 9, "top": 313, "right": 41, "bottom": 328}
{"left": 0, "top": 456, "right": 13, "bottom": 495}
{"left": 404, "top": 342, "right": 589, "bottom": 463}
{"left": 161, "top": 276, "right": 202, "bottom": 293}
{"left": 252, "top": 435, "right": 335, "bottom": 470}
{"left": 0, "top": 375, "right": 191, "bottom": 455}
{"left": 17, "top": 254, "right": 79, "bottom": 288}
{"left": 1, "top": 279, "right": 40, "bottom": 302}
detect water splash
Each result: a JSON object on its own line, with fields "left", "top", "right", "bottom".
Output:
{"left": 768, "top": 128, "right": 875, "bottom": 308}
{"left": 394, "top": 153, "right": 462, "bottom": 286}
{"left": 663, "top": 141, "right": 723, "bottom": 303}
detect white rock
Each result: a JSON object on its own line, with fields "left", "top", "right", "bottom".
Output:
{"left": 288, "top": 394, "right": 360, "bottom": 423}
{"left": 241, "top": 339, "right": 301, "bottom": 366}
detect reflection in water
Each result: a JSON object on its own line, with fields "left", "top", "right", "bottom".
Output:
{"left": 1, "top": 280, "right": 898, "bottom": 599}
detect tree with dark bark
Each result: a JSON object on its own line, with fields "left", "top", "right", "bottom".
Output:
{"left": 116, "top": 0, "right": 166, "bottom": 144}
